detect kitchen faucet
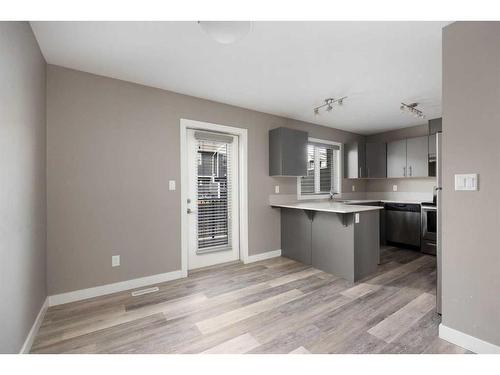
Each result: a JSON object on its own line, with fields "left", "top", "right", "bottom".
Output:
{"left": 329, "top": 189, "right": 339, "bottom": 200}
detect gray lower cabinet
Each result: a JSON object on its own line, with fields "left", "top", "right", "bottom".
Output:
{"left": 387, "top": 139, "right": 407, "bottom": 178}
{"left": 269, "top": 127, "right": 308, "bottom": 177}
{"left": 280, "top": 208, "right": 312, "bottom": 264}
{"left": 365, "top": 142, "right": 387, "bottom": 178}
{"left": 347, "top": 201, "right": 386, "bottom": 248}
{"left": 311, "top": 212, "right": 355, "bottom": 279}
{"left": 281, "top": 209, "right": 379, "bottom": 282}
{"left": 311, "top": 211, "right": 379, "bottom": 282}
{"left": 406, "top": 135, "right": 428, "bottom": 177}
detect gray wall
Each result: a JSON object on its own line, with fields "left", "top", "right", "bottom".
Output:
{"left": 442, "top": 22, "right": 500, "bottom": 346}
{"left": 46, "top": 65, "right": 364, "bottom": 295}
{"left": 0, "top": 22, "right": 47, "bottom": 353}
{"left": 366, "top": 123, "right": 429, "bottom": 143}
{"left": 365, "top": 124, "right": 436, "bottom": 194}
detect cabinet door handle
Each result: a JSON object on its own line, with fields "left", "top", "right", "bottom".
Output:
{"left": 409, "top": 166, "right": 412, "bottom": 176}
{"left": 403, "top": 166, "right": 406, "bottom": 177}
{"left": 359, "top": 167, "right": 362, "bottom": 178}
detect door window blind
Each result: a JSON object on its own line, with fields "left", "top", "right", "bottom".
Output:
{"left": 194, "top": 132, "right": 233, "bottom": 253}
{"left": 300, "top": 142, "right": 340, "bottom": 195}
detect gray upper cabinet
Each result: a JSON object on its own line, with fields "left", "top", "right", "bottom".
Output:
{"left": 387, "top": 136, "right": 429, "bottom": 178}
{"left": 429, "top": 133, "right": 436, "bottom": 156}
{"left": 365, "top": 142, "right": 387, "bottom": 178}
{"left": 344, "top": 141, "right": 367, "bottom": 178}
{"left": 269, "top": 127, "right": 308, "bottom": 176}
{"left": 429, "top": 117, "right": 442, "bottom": 135}
{"left": 406, "top": 135, "right": 429, "bottom": 177}
{"left": 387, "top": 139, "right": 407, "bottom": 178}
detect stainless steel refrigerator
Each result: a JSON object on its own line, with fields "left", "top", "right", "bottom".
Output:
{"left": 436, "top": 132, "right": 442, "bottom": 314}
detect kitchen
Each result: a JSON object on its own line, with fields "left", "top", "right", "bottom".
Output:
{"left": 269, "top": 118, "right": 442, "bottom": 311}
{"left": 6, "top": 19, "right": 499, "bottom": 358}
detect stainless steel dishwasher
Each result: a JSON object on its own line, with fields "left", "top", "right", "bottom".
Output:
{"left": 384, "top": 203, "right": 421, "bottom": 248}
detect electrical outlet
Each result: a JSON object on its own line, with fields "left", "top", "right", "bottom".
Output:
{"left": 393, "top": 184, "right": 398, "bottom": 192}
{"left": 355, "top": 213, "right": 360, "bottom": 223}
{"left": 112, "top": 255, "right": 120, "bottom": 267}
{"left": 168, "top": 180, "right": 176, "bottom": 191}
{"left": 275, "top": 185, "right": 280, "bottom": 194}
{"left": 352, "top": 185, "right": 356, "bottom": 192}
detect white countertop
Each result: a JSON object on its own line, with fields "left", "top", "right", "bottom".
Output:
{"left": 270, "top": 201, "right": 384, "bottom": 214}
{"left": 341, "top": 199, "right": 427, "bottom": 205}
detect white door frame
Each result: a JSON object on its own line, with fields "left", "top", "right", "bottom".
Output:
{"left": 180, "top": 119, "right": 249, "bottom": 275}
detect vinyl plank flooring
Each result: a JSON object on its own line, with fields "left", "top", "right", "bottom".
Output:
{"left": 249, "top": 324, "right": 322, "bottom": 354}
{"left": 289, "top": 346, "right": 311, "bottom": 354}
{"left": 367, "top": 292, "right": 436, "bottom": 343}
{"left": 195, "top": 289, "right": 304, "bottom": 334}
{"left": 202, "top": 333, "right": 260, "bottom": 354}
{"left": 341, "top": 283, "right": 381, "bottom": 299}
{"left": 31, "top": 248, "right": 468, "bottom": 354}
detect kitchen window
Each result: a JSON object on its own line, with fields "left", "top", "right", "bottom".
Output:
{"left": 297, "top": 138, "right": 342, "bottom": 199}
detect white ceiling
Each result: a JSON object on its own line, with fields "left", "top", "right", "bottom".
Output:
{"left": 31, "top": 21, "right": 449, "bottom": 135}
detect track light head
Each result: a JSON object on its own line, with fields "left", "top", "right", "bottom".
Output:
{"left": 313, "top": 96, "right": 347, "bottom": 115}
{"left": 400, "top": 102, "right": 425, "bottom": 119}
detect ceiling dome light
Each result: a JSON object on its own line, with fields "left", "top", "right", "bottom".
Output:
{"left": 198, "top": 21, "right": 252, "bottom": 44}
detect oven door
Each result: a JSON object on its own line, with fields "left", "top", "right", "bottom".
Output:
{"left": 422, "top": 208, "right": 437, "bottom": 242}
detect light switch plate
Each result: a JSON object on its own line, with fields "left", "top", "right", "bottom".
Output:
{"left": 455, "top": 174, "right": 478, "bottom": 191}
{"left": 355, "top": 213, "right": 360, "bottom": 223}
{"left": 169, "top": 180, "right": 176, "bottom": 191}
{"left": 275, "top": 185, "right": 280, "bottom": 194}
{"left": 393, "top": 185, "right": 398, "bottom": 192}
{"left": 112, "top": 255, "right": 120, "bottom": 267}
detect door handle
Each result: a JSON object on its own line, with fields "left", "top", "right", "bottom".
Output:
{"left": 187, "top": 208, "right": 197, "bottom": 214}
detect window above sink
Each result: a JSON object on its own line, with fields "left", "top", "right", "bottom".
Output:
{"left": 297, "top": 137, "right": 342, "bottom": 200}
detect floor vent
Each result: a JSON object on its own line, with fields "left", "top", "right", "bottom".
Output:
{"left": 131, "top": 286, "right": 159, "bottom": 297}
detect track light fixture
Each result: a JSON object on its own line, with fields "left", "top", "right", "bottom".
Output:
{"left": 400, "top": 102, "right": 425, "bottom": 119}
{"left": 313, "top": 97, "right": 347, "bottom": 115}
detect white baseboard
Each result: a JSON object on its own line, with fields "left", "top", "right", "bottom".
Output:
{"left": 48, "top": 269, "right": 186, "bottom": 306}
{"left": 20, "top": 297, "right": 49, "bottom": 354}
{"left": 243, "top": 249, "right": 281, "bottom": 264}
{"left": 439, "top": 323, "right": 500, "bottom": 354}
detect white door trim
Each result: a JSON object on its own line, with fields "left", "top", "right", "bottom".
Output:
{"left": 180, "top": 119, "right": 248, "bottom": 274}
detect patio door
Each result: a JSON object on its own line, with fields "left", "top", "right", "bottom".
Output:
{"left": 186, "top": 129, "right": 240, "bottom": 269}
